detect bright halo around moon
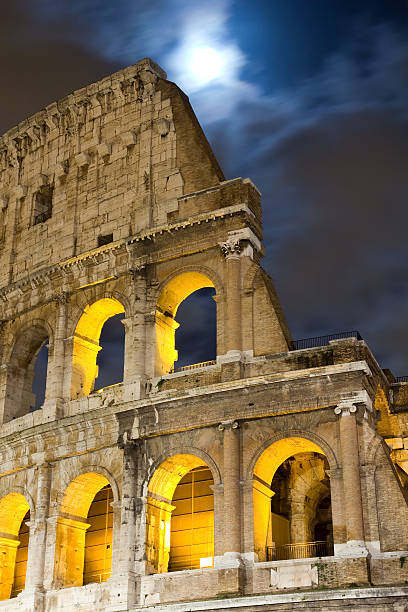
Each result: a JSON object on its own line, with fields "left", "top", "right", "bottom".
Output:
{"left": 189, "top": 46, "right": 225, "bottom": 86}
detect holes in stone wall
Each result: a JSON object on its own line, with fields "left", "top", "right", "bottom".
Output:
{"left": 33, "top": 185, "right": 53, "bottom": 225}
{"left": 97, "top": 233, "right": 113, "bottom": 248}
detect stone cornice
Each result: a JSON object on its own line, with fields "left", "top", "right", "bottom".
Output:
{"left": 0, "top": 202, "right": 255, "bottom": 303}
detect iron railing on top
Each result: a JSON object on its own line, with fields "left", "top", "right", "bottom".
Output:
{"left": 395, "top": 376, "right": 408, "bottom": 383}
{"left": 292, "top": 331, "right": 362, "bottom": 351}
{"left": 266, "top": 541, "right": 332, "bottom": 561}
{"left": 173, "top": 360, "right": 216, "bottom": 373}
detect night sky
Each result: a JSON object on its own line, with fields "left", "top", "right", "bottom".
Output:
{"left": 4, "top": 1, "right": 408, "bottom": 390}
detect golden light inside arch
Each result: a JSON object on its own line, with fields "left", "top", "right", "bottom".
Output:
{"left": 71, "top": 297, "right": 125, "bottom": 398}
{"left": 254, "top": 437, "right": 325, "bottom": 484}
{"left": 0, "top": 493, "right": 30, "bottom": 537}
{"left": 148, "top": 454, "right": 208, "bottom": 501}
{"left": 60, "top": 472, "right": 109, "bottom": 519}
{"left": 156, "top": 272, "right": 215, "bottom": 376}
{"left": 252, "top": 437, "right": 326, "bottom": 562}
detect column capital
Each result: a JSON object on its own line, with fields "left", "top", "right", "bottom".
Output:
{"left": 218, "top": 419, "right": 239, "bottom": 431}
{"left": 52, "top": 290, "right": 71, "bottom": 305}
{"left": 334, "top": 402, "right": 357, "bottom": 417}
{"left": 219, "top": 239, "right": 241, "bottom": 260}
{"left": 128, "top": 264, "right": 147, "bottom": 281}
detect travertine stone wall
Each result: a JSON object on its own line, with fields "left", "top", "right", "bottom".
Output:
{"left": 0, "top": 58, "right": 407, "bottom": 612}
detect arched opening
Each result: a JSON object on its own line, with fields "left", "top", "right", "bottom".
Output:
{"left": 71, "top": 298, "right": 125, "bottom": 398}
{"left": 31, "top": 340, "right": 49, "bottom": 411}
{"left": 54, "top": 473, "right": 112, "bottom": 588}
{"left": 3, "top": 326, "right": 49, "bottom": 422}
{"left": 156, "top": 272, "right": 215, "bottom": 376}
{"left": 94, "top": 314, "right": 125, "bottom": 391}
{"left": 83, "top": 485, "right": 113, "bottom": 584}
{"left": 146, "top": 454, "right": 214, "bottom": 573}
{"left": 0, "top": 493, "right": 30, "bottom": 600}
{"left": 174, "top": 288, "right": 216, "bottom": 370}
{"left": 253, "top": 437, "right": 333, "bottom": 561}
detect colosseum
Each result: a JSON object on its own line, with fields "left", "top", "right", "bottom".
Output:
{"left": 0, "top": 58, "right": 408, "bottom": 611}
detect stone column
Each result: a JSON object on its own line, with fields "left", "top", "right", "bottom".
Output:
{"left": 44, "top": 291, "right": 70, "bottom": 409}
{"left": 335, "top": 402, "right": 366, "bottom": 551}
{"left": 111, "top": 441, "right": 140, "bottom": 608}
{"left": 219, "top": 420, "right": 241, "bottom": 555}
{"left": 123, "top": 271, "right": 147, "bottom": 400}
{"left": 326, "top": 467, "right": 346, "bottom": 553}
{"left": 24, "top": 463, "right": 51, "bottom": 592}
{"left": 220, "top": 240, "right": 242, "bottom": 354}
{"left": 360, "top": 464, "right": 380, "bottom": 554}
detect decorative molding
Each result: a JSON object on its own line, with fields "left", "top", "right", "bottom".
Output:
{"left": 334, "top": 402, "right": 357, "bottom": 417}
{"left": 218, "top": 420, "right": 239, "bottom": 431}
{"left": 219, "top": 238, "right": 241, "bottom": 259}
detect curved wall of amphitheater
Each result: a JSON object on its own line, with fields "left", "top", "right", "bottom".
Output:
{"left": 0, "top": 58, "right": 408, "bottom": 611}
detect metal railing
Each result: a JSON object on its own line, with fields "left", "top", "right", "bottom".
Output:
{"left": 293, "top": 331, "right": 362, "bottom": 351}
{"left": 176, "top": 360, "right": 216, "bottom": 372}
{"left": 266, "top": 541, "right": 332, "bottom": 561}
{"left": 396, "top": 376, "right": 408, "bottom": 383}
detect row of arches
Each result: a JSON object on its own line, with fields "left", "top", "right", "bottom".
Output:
{"left": 0, "top": 436, "right": 334, "bottom": 601}
{"left": 3, "top": 271, "right": 217, "bottom": 422}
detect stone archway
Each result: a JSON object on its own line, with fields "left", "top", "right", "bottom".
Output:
{"left": 146, "top": 453, "right": 215, "bottom": 573}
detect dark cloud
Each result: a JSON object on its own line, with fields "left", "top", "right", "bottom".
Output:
{"left": 0, "top": 1, "right": 118, "bottom": 135}
{"left": 2, "top": 3, "right": 407, "bottom": 376}
{"left": 206, "top": 24, "right": 408, "bottom": 373}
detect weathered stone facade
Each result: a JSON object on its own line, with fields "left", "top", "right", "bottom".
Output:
{"left": 0, "top": 58, "right": 408, "bottom": 611}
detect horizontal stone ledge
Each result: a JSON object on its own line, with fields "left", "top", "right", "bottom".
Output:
{"left": 136, "top": 585, "right": 408, "bottom": 611}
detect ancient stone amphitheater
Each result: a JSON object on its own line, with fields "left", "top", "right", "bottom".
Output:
{"left": 0, "top": 58, "right": 408, "bottom": 611}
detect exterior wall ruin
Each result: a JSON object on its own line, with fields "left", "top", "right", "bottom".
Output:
{"left": 0, "top": 58, "right": 407, "bottom": 610}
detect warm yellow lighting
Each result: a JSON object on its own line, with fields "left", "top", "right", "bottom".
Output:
{"left": 156, "top": 272, "right": 214, "bottom": 376}
{"left": 76, "top": 277, "right": 115, "bottom": 290}
{"left": 71, "top": 297, "right": 125, "bottom": 398}
{"left": 55, "top": 473, "right": 110, "bottom": 589}
{"left": 0, "top": 493, "right": 30, "bottom": 601}
{"left": 252, "top": 437, "right": 326, "bottom": 562}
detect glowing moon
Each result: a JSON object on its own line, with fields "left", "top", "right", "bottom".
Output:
{"left": 189, "top": 47, "right": 224, "bottom": 84}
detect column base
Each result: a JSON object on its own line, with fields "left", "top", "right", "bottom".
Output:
{"left": 123, "top": 377, "right": 147, "bottom": 403}
{"left": 334, "top": 540, "right": 369, "bottom": 557}
{"left": 217, "top": 350, "right": 253, "bottom": 365}
{"left": 15, "top": 587, "right": 45, "bottom": 612}
{"left": 106, "top": 572, "right": 138, "bottom": 610}
{"left": 215, "top": 554, "right": 244, "bottom": 596}
{"left": 41, "top": 398, "right": 65, "bottom": 422}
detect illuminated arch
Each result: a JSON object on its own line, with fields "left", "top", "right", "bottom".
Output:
{"left": 251, "top": 436, "right": 331, "bottom": 562}
{"left": 70, "top": 297, "right": 125, "bottom": 398}
{"left": 54, "top": 472, "right": 112, "bottom": 589}
{"left": 3, "top": 322, "right": 51, "bottom": 422}
{"left": 146, "top": 453, "right": 215, "bottom": 573}
{"left": 0, "top": 493, "right": 30, "bottom": 601}
{"left": 155, "top": 271, "right": 216, "bottom": 376}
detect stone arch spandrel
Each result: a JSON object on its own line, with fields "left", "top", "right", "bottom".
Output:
{"left": 68, "top": 285, "right": 131, "bottom": 338}
{"left": 246, "top": 429, "right": 338, "bottom": 483}
{"left": 4, "top": 317, "right": 54, "bottom": 365}
{"left": 156, "top": 265, "right": 223, "bottom": 317}
{"left": 53, "top": 460, "right": 121, "bottom": 514}
{"left": 145, "top": 446, "right": 221, "bottom": 500}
